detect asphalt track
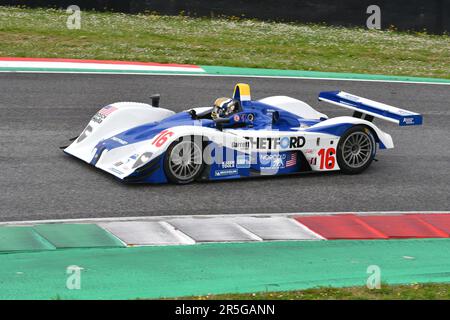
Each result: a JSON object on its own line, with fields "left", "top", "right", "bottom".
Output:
{"left": 0, "top": 73, "right": 449, "bottom": 221}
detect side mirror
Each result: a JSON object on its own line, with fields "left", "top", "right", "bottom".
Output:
{"left": 267, "top": 110, "right": 279, "bottom": 123}
{"left": 189, "top": 109, "right": 198, "bottom": 119}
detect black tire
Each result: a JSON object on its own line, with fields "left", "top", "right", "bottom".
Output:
{"left": 337, "top": 125, "right": 376, "bottom": 174}
{"left": 164, "top": 136, "right": 204, "bottom": 184}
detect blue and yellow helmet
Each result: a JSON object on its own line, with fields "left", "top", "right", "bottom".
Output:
{"left": 211, "top": 97, "right": 237, "bottom": 120}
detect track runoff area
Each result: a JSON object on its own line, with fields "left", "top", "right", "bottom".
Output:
{"left": 1, "top": 212, "right": 450, "bottom": 300}
{"left": 0, "top": 57, "right": 449, "bottom": 300}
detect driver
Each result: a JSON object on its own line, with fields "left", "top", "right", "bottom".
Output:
{"left": 211, "top": 97, "right": 239, "bottom": 120}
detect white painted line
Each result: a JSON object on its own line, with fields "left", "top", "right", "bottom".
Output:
{"left": 0, "top": 61, "right": 205, "bottom": 73}
{"left": 290, "top": 218, "right": 326, "bottom": 240}
{"left": 0, "top": 70, "right": 449, "bottom": 86}
{"left": 166, "top": 218, "right": 261, "bottom": 242}
{"left": 159, "top": 221, "right": 196, "bottom": 245}
{"left": 98, "top": 221, "right": 195, "bottom": 246}
{"left": 1, "top": 211, "right": 448, "bottom": 226}
{"left": 232, "top": 217, "right": 322, "bottom": 240}
{"left": 234, "top": 224, "right": 264, "bottom": 241}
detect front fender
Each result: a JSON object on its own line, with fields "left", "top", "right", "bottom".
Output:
{"left": 95, "top": 125, "right": 250, "bottom": 180}
{"left": 65, "top": 102, "right": 175, "bottom": 163}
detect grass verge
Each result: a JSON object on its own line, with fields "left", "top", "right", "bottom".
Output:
{"left": 1, "top": 6, "right": 450, "bottom": 79}
{"left": 181, "top": 283, "right": 450, "bottom": 300}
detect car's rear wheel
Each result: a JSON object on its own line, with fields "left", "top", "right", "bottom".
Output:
{"left": 164, "top": 137, "right": 204, "bottom": 184}
{"left": 337, "top": 125, "right": 376, "bottom": 174}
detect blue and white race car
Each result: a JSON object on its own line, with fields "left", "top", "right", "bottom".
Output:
{"left": 63, "top": 83, "right": 422, "bottom": 184}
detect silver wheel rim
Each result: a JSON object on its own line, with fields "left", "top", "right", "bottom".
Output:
{"left": 342, "top": 131, "right": 373, "bottom": 168}
{"left": 168, "top": 140, "right": 202, "bottom": 181}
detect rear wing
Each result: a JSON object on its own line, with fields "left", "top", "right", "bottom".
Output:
{"left": 318, "top": 91, "right": 422, "bottom": 126}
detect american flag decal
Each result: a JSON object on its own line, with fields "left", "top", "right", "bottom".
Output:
{"left": 286, "top": 152, "right": 297, "bottom": 167}
{"left": 99, "top": 105, "right": 118, "bottom": 117}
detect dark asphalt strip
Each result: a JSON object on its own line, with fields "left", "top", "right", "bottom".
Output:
{"left": 0, "top": 73, "right": 448, "bottom": 221}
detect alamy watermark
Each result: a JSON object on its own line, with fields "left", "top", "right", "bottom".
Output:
{"left": 366, "top": 265, "right": 381, "bottom": 289}
{"left": 66, "top": 5, "right": 81, "bottom": 30}
{"left": 66, "top": 265, "right": 82, "bottom": 290}
{"left": 366, "top": 5, "right": 381, "bottom": 30}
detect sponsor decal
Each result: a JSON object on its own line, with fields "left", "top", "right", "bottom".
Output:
{"left": 309, "top": 157, "right": 317, "bottom": 165}
{"left": 318, "top": 148, "right": 336, "bottom": 170}
{"left": 152, "top": 130, "right": 174, "bottom": 148}
{"left": 286, "top": 152, "right": 297, "bottom": 167}
{"left": 92, "top": 105, "right": 118, "bottom": 123}
{"left": 339, "top": 100, "right": 357, "bottom": 108}
{"left": 114, "top": 155, "right": 137, "bottom": 170}
{"left": 214, "top": 168, "right": 239, "bottom": 177}
{"left": 232, "top": 141, "right": 250, "bottom": 149}
{"left": 244, "top": 136, "right": 305, "bottom": 150}
{"left": 403, "top": 117, "right": 415, "bottom": 125}
{"left": 339, "top": 93, "right": 360, "bottom": 102}
{"left": 233, "top": 114, "right": 240, "bottom": 122}
{"left": 260, "top": 153, "right": 286, "bottom": 168}
{"left": 259, "top": 152, "right": 297, "bottom": 169}
{"left": 236, "top": 113, "right": 253, "bottom": 122}
{"left": 221, "top": 160, "right": 235, "bottom": 169}
{"left": 260, "top": 167, "right": 278, "bottom": 174}
{"left": 109, "top": 167, "right": 124, "bottom": 175}
{"left": 236, "top": 154, "right": 250, "bottom": 168}
{"left": 111, "top": 136, "right": 128, "bottom": 145}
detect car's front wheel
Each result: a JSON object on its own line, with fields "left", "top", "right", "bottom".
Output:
{"left": 164, "top": 137, "right": 204, "bottom": 184}
{"left": 337, "top": 125, "right": 376, "bottom": 174}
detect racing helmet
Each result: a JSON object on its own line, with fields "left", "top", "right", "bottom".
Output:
{"left": 211, "top": 97, "right": 239, "bottom": 120}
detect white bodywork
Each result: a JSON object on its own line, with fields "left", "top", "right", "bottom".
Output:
{"left": 65, "top": 97, "right": 393, "bottom": 180}
{"left": 259, "top": 96, "right": 328, "bottom": 120}
{"left": 320, "top": 91, "right": 421, "bottom": 125}
{"left": 65, "top": 102, "right": 174, "bottom": 163}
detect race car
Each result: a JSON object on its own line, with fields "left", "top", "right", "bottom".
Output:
{"left": 63, "top": 83, "right": 422, "bottom": 184}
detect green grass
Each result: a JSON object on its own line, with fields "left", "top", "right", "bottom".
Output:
{"left": 0, "top": 6, "right": 450, "bottom": 78}
{"left": 181, "top": 283, "right": 450, "bottom": 300}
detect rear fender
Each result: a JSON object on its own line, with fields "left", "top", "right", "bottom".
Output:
{"left": 307, "top": 116, "right": 394, "bottom": 149}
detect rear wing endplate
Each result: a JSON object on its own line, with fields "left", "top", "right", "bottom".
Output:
{"left": 318, "top": 91, "right": 422, "bottom": 126}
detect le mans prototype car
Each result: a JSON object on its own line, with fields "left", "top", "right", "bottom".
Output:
{"left": 63, "top": 83, "right": 422, "bottom": 184}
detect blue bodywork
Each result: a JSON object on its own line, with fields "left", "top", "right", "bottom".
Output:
{"left": 91, "top": 99, "right": 369, "bottom": 183}
{"left": 66, "top": 85, "right": 423, "bottom": 183}
{"left": 319, "top": 91, "right": 423, "bottom": 126}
